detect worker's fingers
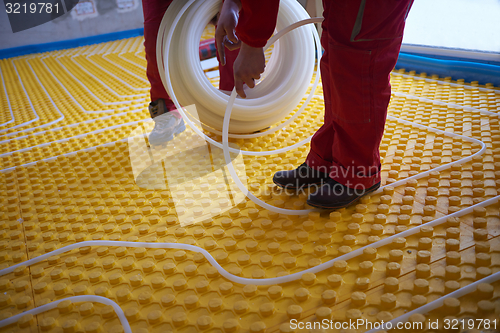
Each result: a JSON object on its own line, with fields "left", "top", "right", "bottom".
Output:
{"left": 225, "top": 39, "right": 241, "bottom": 51}
{"left": 246, "top": 78, "right": 255, "bottom": 89}
{"left": 226, "top": 29, "right": 238, "bottom": 44}
{"left": 219, "top": 44, "right": 226, "bottom": 66}
{"left": 235, "top": 79, "right": 246, "bottom": 98}
{"left": 215, "top": 34, "right": 226, "bottom": 66}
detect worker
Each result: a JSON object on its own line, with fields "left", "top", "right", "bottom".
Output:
{"left": 216, "top": 0, "right": 413, "bottom": 209}
{"left": 142, "top": 0, "right": 239, "bottom": 145}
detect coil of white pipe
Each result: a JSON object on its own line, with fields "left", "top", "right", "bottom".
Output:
{"left": 157, "top": 0, "right": 319, "bottom": 134}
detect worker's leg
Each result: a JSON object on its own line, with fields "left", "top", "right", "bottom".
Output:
{"left": 310, "top": 0, "right": 413, "bottom": 188}
{"left": 305, "top": 20, "right": 335, "bottom": 176}
{"left": 142, "top": 0, "right": 178, "bottom": 113}
{"left": 142, "top": 0, "right": 186, "bottom": 146}
{"left": 273, "top": 18, "right": 333, "bottom": 190}
{"left": 306, "top": 0, "right": 413, "bottom": 207}
{"left": 219, "top": 48, "right": 239, "bottom": 91}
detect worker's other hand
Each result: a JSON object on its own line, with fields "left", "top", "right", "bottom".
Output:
{"left": 234, "top": 42, "right": 265, "bottom": 98}
{"left": 215, "top": 0, "right": 241, "bottom": 66}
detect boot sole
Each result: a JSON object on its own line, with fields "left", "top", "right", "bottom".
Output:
{"left": 273, "top": 179, "right": 326, "bottom": 190}
{"left": 306, "top": 183, "right": 381, "bottom": 210}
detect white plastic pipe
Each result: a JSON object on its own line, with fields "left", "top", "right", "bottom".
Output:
{"left": 0, "top": 296, "right": 131, "bottom": 333}
{"left": 177, "top": 17, "right": 323, "bottom": 140}
{"left": 0, "top": 59, "right": 46, "bottom": 134}
{"left": 393, "top": 91, "right": 499, "bottom": 116}
{"left": 65, "top": 55, "right": 148, "bottom": 99}
{"left": 0, "top": 197, "right": 497, "bottom": 333}
{"left": 0, "top": 0, "right": 498, "bottom": 331}
{"left": 53, "top": 56, "right": 146, "bottom": 103}
{"left": 1, "top": 195, "right": 499, "bottom": 333}
{"left": 366, "top": 268, "right": 500, "bottom": 333}
{"left": 0, "top": 67, "right": 15, "bottom": 128}
{"left": 39, "top": 57, "right": 138, "bottom": 113}
{"left": 1, "top": 196, "right": 498, "bottom": 285}
{"left": 0, "top": 113, "right": 144, "bottom": 162}
{"left": 84, "top": 56, "right": 149, "bottom": 91}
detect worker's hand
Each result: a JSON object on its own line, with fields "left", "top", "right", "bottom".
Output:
{"left": 233, "top": 42, "right": 265, "bottom": 98}
{"left": 215, "top": 0, "right": 242, "bottom": 66}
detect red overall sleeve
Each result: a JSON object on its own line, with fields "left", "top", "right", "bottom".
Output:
{"left": 235, "top": 0, "right": 280, "bottom": 48}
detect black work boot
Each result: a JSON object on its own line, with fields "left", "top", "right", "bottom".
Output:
{"left": 307, "top": 178, "right": 381, "bottom": 209}
{"left": 273, "top": 162, "right": 330, "bottom": 189}
{"left": 148, "top": 99, "right": 186, "bottom": 146}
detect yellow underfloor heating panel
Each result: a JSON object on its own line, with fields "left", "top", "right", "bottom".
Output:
{"left": 0, "top": 28, "right": 500, "bottom": 333}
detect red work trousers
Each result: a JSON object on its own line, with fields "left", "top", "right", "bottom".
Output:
{"left": 142, "top": 0, "right": 238, "bottom": 110}
{"left": 306, "top": 0, "right": 413, "bottom": 189}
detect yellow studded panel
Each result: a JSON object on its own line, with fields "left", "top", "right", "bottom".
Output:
{"left": 0, "top": 31, "right": 499, "bottom": 333}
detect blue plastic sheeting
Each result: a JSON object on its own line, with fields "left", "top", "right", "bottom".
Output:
{"left": 396, "top": 53, "right": 500, "bottom": 87}
{"left": 0, "top": 28, "right": 144, "bottom": 59}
